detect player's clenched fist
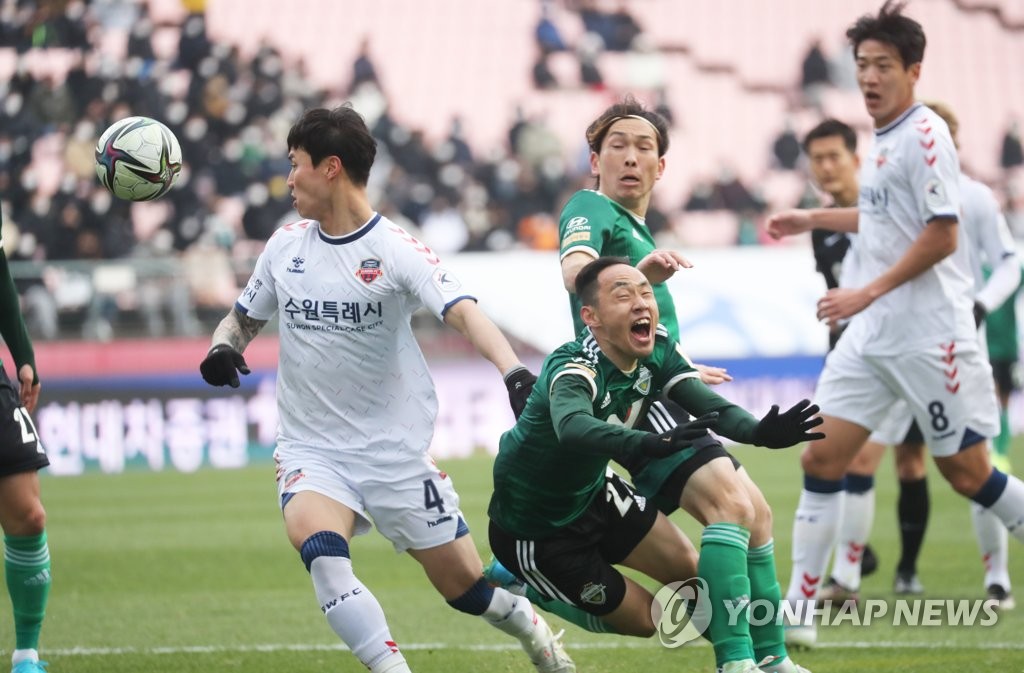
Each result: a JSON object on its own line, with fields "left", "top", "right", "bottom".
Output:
{"left": 200, "top": 344, "right": 251, "bottom": 388}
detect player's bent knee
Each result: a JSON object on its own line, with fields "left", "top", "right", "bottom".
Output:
{"left": 800, "top": 444, "right": 845, "bottom": 479}
{"left": 300, "top": 530, "right": 350, "bottom": 571}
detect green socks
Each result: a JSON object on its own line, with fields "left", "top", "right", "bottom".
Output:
{"left": 523, "top": 585, "right": 620, "bottom": 634}
{"left": 5, "top": 532, "right": 51, "bottom": 650}
{"left": 994, "top": 408, "right": 1011, "bottom": 459}
{"left": 747, "top": 540, "right": 787, "bottom": 663}
{"left": 700, "top": 523, "right": 754, "bottom": 666}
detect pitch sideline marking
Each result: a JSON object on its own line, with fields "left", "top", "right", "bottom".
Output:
{"left": 28, "top": 640, "right": 1024, "bottom": 657}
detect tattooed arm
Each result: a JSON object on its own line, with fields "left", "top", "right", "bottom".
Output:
{"left": 200, "top": 307, "right": 268, "bottom": 388}
{"left": 211, "top": 306, "right": 268, "bottom": 352}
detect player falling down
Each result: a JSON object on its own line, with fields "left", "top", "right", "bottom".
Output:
{"left": 488, "top": 96, "right": 818, "bottom": 673}
{"left": 200, "top": 105, "right": 574, "bottom": 673}
{"left": 488, "top": 257, "right": 823, "bottom": 673}
{"left": 767, "top": 1, "right": 1024, "bottom": 649}
{"left": 813, "top": 103, "right": 1020, "bottom": 611}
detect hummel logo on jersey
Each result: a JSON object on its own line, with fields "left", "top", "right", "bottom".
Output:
{"left": 287, "top": 256, "right": 305, "bottom": 273}
{"left": 24, "top": 569, "right": 50, "bottom": 586}
{"left": 600, "top": 392, "right": 612, "bottom": 409}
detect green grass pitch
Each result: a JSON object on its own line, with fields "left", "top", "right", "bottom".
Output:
{"left": 10, "top": 439, "right": 1024, "bottom": 672}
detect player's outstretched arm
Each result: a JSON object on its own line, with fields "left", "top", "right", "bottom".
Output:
{"left": 442, "top": 299, "right": 537, "bottom": 416}
{"left": 200, "top": 306, "right": 266, "bottom": 388}
{"left": 765, "top": 207, "right": 858, "bottom": 240}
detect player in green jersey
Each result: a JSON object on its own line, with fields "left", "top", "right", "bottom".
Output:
{"left": 489, "top": 258, "right": 823, "bottom": 673}
{"left": 0, "top": 210, "right": 49, "bottom": 673}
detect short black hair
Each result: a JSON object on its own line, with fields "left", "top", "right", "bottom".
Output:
{"left": 575, "top": 256, "right": 631, "bottom": 307}
{"left": 586, "top": 94, "right": 670, "bottom": 157}
{"left": 287, "top": 105, "right": 377, "bottom": 186}
{"left": 846, "top": 0, "right": 926, "bottom": 67}
{"left": 802, "top": 118, "right": 858, "bottom": 154}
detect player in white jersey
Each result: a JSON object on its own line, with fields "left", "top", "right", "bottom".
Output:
{"left": 199, "top": 106, "right": 574, "bottom": 673}
{"left": 816, "top": 101, "right": 1021, "bottom": 612}
{"left": 766, "top": 2, "right": 1024, "bottom": 649}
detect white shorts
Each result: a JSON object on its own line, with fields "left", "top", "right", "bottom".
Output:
{"left": 868, "top": 399, "right": 914, "bottom": 446}
{"left": 274, "top": 447, "right": 466, "bottom": 553}
{"left": 816, "top": 337, "right": 999, "bottom": 457}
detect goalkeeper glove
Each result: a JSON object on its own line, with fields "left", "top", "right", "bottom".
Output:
{"left": 752, "top": 399, "right": 825, "bottom": 448}
{"left": 638, "top": 412, "right": 719, "bottom": 458}
{"left": 504, "top": 365, "right": 537, "bottom": 419}
{"left": 200, "top": 344, "right": 251, "bottom": 388}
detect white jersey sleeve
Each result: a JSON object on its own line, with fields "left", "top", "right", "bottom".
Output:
{"left": 903, "top": 113, "right": 960, "bottom": 225}
{"left": 961, "top": 175, "right": 1019, "bottom": 311}
{"left": 383, "top": 225, "right": 476, "bottom": 321}
{"left": 236, "top": 226, "right": 292, "bottom": 320}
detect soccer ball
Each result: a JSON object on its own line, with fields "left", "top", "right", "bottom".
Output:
{"left": 94, "top": 116, "right": 183, "bottom": 201}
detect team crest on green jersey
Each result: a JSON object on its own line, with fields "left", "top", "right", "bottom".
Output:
{"left": 633, "top": 365, "right": 652, "bottom": 396}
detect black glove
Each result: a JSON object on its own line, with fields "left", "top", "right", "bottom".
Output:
{"left": 639, "top": 412, "right": 719, "bottom": 458}
{"left": 504, "top": 365, "right": 537, "bottom": 419}
{"left": 973, "top": 301, "right": 987, "bottom": 328}
{"left": 753, "top": 399, "right": 825, "bottom": 449}
{"left": 200, "top": 344, "right": 251, "bottom": 388}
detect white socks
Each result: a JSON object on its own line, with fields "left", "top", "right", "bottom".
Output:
{"left": 972, "top": 503, "right": 1011, "bottom": 589}
{"left": 309, "top": 555, "right": 409, "bottom": 672}
{"left": 830, "top": 487, "right": 875, "bottom": 591}
{"left": 786, "top": 488, "right": 843, "bottom": 619}
{"left": 482, "top": 586, "right": 537, "bottom": 640}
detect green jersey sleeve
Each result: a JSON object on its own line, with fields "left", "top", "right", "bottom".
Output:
{"left": 549, "top": 371, "right": 650, "bottom": 460}
{"left": 667, "top": 377, "right": 759, "bottom": 443}
{"left": 559, "top": 190, "right": 615, "bottom": 261}
{"left": 0, "top": 219, "right": 36, "bottom": 381}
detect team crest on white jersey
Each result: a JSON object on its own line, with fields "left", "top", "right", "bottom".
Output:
{"left": 356, "top": 259, "right": 383, "bottom": 284}
{"left": 633, "top": 365, "right": 652, "bottom": 395}
{"left": 432, "top": 268, "right": 462, "bottom": 292}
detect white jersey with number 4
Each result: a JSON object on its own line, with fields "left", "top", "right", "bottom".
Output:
{"left": 849, "top": 102, "right": 975, "bottom": 356}
{"left": 236, "top": 213, "right": 474, "bottom": 460}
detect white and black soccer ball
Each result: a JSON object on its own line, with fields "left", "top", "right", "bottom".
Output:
{"left": 94, "top": 116, "right": 183, "bottom": 201}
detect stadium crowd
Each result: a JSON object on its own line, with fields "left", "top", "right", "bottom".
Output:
{"left": 0, "top": 0, "right": 1021, "bottom": 340}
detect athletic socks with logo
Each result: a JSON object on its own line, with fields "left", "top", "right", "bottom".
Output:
{"left": 701, "top": 522, "right": 754, "bottom": 667}
{"left": 5, "top": 532, "right": 50, "bottom": 653}
{"left": 831, "top": 475, "right": 875, "bottom": 591}
{"left": 308, "top": 554, "right": 407, "bottom": 672}
{"left": 747, "top": 540, "right": 787, "bottom": 663}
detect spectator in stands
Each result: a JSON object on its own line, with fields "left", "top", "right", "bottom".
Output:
{"left": 772, "top": 119, "right": 802, "bottom": 171}
{"left": 684, "top": 181, "right": 715, "bottom": 212}
{"left": 348, "top": 36, "right": 380, "bottom": 94}
{"left": 419, "top": 194, "right": 469, "bottom": 253}
{"left": 577, "top": 31, "right": 606, "bottom": 90}
{"left": 532, "top": 51, "right": 559, "bottom": 90}
{"left": 712, "top": 167, "right": 763, "bottom": 213}
{"left": 800, "top": 38, "right": 832, "bottom": 110}
{"left": 606, "top": 1, "right": 643, "bottom": 51}
{"left": 1001, "top": 120, "right": 1023, "bottom": 170}
{"left": 535, "top": 0, "right": 568, "bottom": 54}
